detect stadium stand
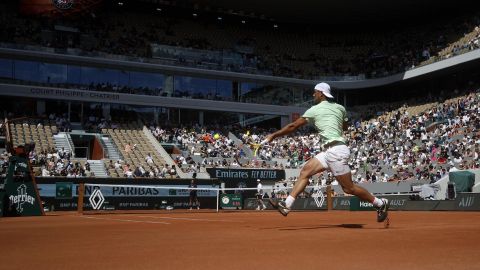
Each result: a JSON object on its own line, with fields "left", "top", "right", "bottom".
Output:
{"left": 9, "top": 119, "right": 57, "bottom": 153}
{"left": 1, "top": 1, "right": 479, "bottom": 79}
{"left": 0, "top": 0, "right": 479, "bottom": 187}
{"left": 137, "top": 83, "right": 479, "bottom": 184}
{"left": 101, "top": 122, "right": 170, "bottom": 178}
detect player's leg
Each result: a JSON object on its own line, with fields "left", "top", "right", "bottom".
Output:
{"left": 328, "top": 145, "right": 389, "bottom": 222}
{"left": 334, "top": 172, "right": 389, "bottom": 222}
{"left": 260, "top": 196, "right": 266, "bottom": 210}
{"left": 270, "top": 157, "right": 326, "bottom": 216}
{"left": 189, "top": 195, "right": 193, "bottom": 210}
{"left": 257, "top": 195, "right": 266, "bottom": 210}
{"left": 195, "top": 196, "right": 200, "bottom": 209}
{"left": 334, "top": 172, "right": 374, "bottom": 202}
{"left": 290, "top": 158, "right": 325, "bottom": 198}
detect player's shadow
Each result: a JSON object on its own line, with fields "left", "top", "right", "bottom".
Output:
{"left": 266, "top": 224, "right": 365, "bottom": 230}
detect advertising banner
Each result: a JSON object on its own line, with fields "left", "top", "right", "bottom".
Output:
{"left": 47, "top": 196, "right": 219, "bottom": 211}
{"left": 349, "top": 197, "right": 375, "bottom": 211}
{"left": 245, "top": 194, "right": 480, "bottom": 211}
{"left": 38, "top": 182, "right": 221, "bottom": 211}
{"left": 243, "top": 198, "right": 327, "bottom": 210}
{"left": 220, "top": 194, "right": 243, "bottom": 210}
{"left": 55, "top": 182, "right": 73, "bottom": 199}
{"left": 38, "top": 184, "right": 219, "bottom": 197}
{"left": 206, "top": 168, "right": 285, "bottom": 189}
{"left": 3, "top": 156, "right": 43, "bottom": 216}
{"left": 331, "top": 197, "right": 351, "bottom": 210}
{"left": 349, "top": 194, "right": 480, "bottom": 211}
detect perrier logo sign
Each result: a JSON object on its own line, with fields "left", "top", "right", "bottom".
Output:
{"left": 4, "top": 156, "right": 43, "bottom": 216}
{"left": 15, "top": 162, "right": 28, "bottom": 171}
{"left": 9, "top": 184, "right": 36, "bottom": 213}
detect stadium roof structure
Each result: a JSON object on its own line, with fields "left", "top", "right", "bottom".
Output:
{"left": 136, "top": 0, "right": 480, "bottom": 25}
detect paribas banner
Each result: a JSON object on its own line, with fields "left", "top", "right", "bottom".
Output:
{"left": 38, "top": 184, "right": 219, "bottom": 197}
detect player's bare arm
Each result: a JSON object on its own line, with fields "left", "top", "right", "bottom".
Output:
{"left": 264, "top": 117, "right": 308, "bottom": 143}
{"left": 342, "top": 120, "right": 349, "bottom": 131}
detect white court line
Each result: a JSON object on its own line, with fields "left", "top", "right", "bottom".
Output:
{"left": 131, "top": 215, "right": 244, "bottom": 223}
{"left": 78, "top": 215, "right": 170, "bottom": 225}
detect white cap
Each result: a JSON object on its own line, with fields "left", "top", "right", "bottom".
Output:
{"left": 257, "top": 179, "right": 261, "bottom": 182}
{"left": 314, "top": 82, "right": 333, "bottom": 98}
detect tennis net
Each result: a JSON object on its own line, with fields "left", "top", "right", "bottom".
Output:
{"left": 77, "top": 182, "right": 329, "bottom": 214}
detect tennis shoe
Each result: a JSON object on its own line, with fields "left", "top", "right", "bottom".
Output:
{"left": 268, "top": 198, "right": 290, "bottom": 217}
{"left": 375, "top": 198, "right": 389, "bottom": 222}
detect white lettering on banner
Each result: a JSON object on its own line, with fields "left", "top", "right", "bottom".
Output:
{"left": 37, "top": 184, "right": 219, "bottom": 197}
{"left": 333, "top": 199, "right": 350, "bottom": 208}
{"left": 216, "top": 170, "right": 249, "bottom": 179}
{"left": 390, "top": 199, "right": 406, "bottom": 206}
{"left": 89, "top": 92, "right": 120, "bottom": 100}
{"left": 8, "top": 184, "right": 35, "bottom": 213}
{"left": 340, "top": 199, "right": 350, "bottom": 206}
{"left": 359, "top": 201, "right": 373, "bottom": 208}
{"left": 214, "top": 169, "right": 281, "bottom": 180}
{"left": 251, "top": 170, "right": 277, "bottom": 179}
{"left": 55, "top": 89, "right": 85, "bottom": 97}
{"left": 458, "top": 196, "right": 475, "bottom": 208}
{"left": 29, "top": 88, "right": 120, "bottom": 101}
{"left": 119, "top": 202, "right": 149, "bottom": 207}
{"left": 9, "top": 194, "right": 35, "bottom": 204}
{"left": 16, "top": 162, "right": 28, "bottom": 169}
{"left": 30, "top": 88, "right": 55, "bottom": 95}
{"left": 60, "top": 202, "right": 78, "bottom": 208}
{"left": 112, "top": 187, "right": 160, "bottom": 196}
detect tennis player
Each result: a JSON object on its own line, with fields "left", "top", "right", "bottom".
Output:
{"left": 188, "top": 179, "right": 200, "bottom": 210}
{"left": 256, "top": 179, "right": 267, "bottom": 210}
{"left": 262, "top": 82, "right": 389, "bottom": 222}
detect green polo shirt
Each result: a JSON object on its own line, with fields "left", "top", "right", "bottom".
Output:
{"left": 302, "top": 100, "right": 347, "bottom": 146}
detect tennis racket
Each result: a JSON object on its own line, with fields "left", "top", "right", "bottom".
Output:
{"left": 249, "top": 143, "right": 262, "bottom": 157}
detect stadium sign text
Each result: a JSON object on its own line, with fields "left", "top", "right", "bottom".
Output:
{"left": 30, "top": 88, "right": 120, "bottom": 101}
{"left": 390, "top": 199, "right": 406, "bottom": 206}
{"left": 458, "top": 196, "right": 475, "bottom": 208}
{"left": 9, "top": 184, "right": 36, "bottom": 213}
{"left": 207, "top": 168, "right": 285, "bottom": 181}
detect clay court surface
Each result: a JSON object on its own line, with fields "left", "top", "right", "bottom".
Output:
{"left": 1, "top": 210, "right": 479, "bottom": 270}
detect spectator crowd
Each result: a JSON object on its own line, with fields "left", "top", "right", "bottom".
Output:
{"left": 1, "top": 2, "right": 479, "bottom": 182}
{"left": 1, "top": 2, "right": 479, "bottom": 80}
{"left": 0, "top": 86, "right": 478, "bottom": 184}
{"left": 147, "top": 85, "right": 480, "bottom": 184}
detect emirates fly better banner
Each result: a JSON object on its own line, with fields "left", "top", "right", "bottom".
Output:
{"left": 206, "top": 168, "right": 285, "bottom": 189}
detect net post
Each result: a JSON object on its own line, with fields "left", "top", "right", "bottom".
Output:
{"left": 216, "top": 189, "right": 219, "bottom": 213}
{"left": 77, "top": 183, "right": 85, "bottom": 214}
{"left": 326, "top": 185, "right": 333, "bottom": 211}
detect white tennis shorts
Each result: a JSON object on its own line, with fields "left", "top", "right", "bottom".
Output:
{"left": 315, "top": 144, "right": 351, "bottom": 176}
